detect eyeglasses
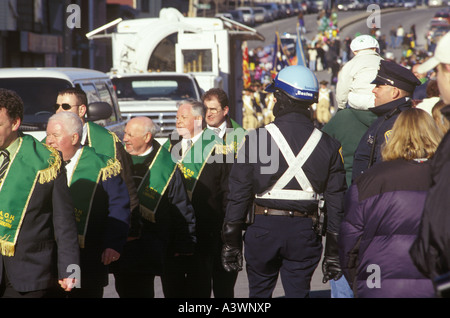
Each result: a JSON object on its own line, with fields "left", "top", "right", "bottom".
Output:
{"left": 53, "top": 103, "right": 80, "bottom": 111}
{"left": 206, "top": 108, "right": 222, "bottom": 114}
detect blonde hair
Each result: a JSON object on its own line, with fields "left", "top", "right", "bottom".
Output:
{"left": 432, "top": 100, "right": 450, "bottom": 134}
{"left": 381, "top": 108, "right": 442, "bottom": 161}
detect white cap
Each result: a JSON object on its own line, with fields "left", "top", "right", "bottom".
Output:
{"left": 350, "top": 34, "right": 380, "bottom": 52}
{"left": 418, "top": 32, "right": 450, "bottom": 74}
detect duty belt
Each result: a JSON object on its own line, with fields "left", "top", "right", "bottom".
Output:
{"left": 254, "top": 204, "right": 313, "bottom": 218}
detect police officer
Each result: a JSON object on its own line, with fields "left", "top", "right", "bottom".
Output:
{"left": 352, "top": 60, "right": 421, "bottom": 181}
{"left": 221, "top": 65, "right": 347, "bottom": 298}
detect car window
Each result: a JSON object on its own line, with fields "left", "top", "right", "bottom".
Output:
{"left": 0, "top": 78, "right": 71, "bottom": 124}
{"left": 113, "top": 76, "right": 197, "bottom": 100}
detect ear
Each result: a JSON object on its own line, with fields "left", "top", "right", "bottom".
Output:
{"left": 143, "top": 132, "right": 152, "bottom": 143}
{"left": 72, "top": 133, "right": 80, "bottom": 146}
{"left": 443, "top": 64, "right": 450, "bottom": 73}
{"left": 11, "top": 117, "right": 21, "bottom": 132}
{"left": 78, "top": 104, "right": 87, "bottom": 118}
{"left": 223, "top": 106, "right": 229, "bottom": 116}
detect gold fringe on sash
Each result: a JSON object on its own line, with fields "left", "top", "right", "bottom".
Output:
{"left": 214, "top": 143, "right": 235, "bottom": 155}
{"left": 0, "top": 240, "right": 15, "bottom": 257}
{"left": 100, "top": 158, "right": 122, "bottom": 181}
{"left": 140, "top": 204, "right": 156, "bottom": 223}
{"left": 38, "top": 145, "right": 62, "bottom": 184}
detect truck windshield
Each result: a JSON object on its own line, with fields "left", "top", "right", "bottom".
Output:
{"left": 0, "top": 78, "right": 71, "bottom": 125}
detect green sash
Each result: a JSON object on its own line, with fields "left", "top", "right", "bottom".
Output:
{"left": 0, "top": 136, "right": 61, "bottom": 256}
{"left": 138, "top": 146, "right": 177, "bottom": 222}
{"left": 224, "top": 118, "right": 246, "bottom": 157}
{"left": 86, "top": 122, "right": 119, "bottom": 158}
{"left": 177, "top": 131, "right": 219, "bottom": 199}
{"left": 68, "top": 147, "right": 121, "bottom": 248}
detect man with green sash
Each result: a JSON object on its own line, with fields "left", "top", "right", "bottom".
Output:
{"left": 112, "top": 116, "right": 196, "bottom": 298}
{"left": 46, "top": 111, "right": 131, "bottom": 298}
{"left": 163, "top": 99, "right": 232, "bottom": 298}
{"left": 0, "top": 89, "right": 80, "bottom": 298}
{"left": 54, "top": 88, "right": 139, "bottom": 229}
{"left": 201, "top": 88, "right": 246, "bottom": 297}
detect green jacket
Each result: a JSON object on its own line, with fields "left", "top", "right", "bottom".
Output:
{"left": 322, "top": 108, "right": 377, "bottom": 187}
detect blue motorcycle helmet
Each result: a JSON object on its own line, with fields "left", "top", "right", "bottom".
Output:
{"left": 265, "top": 65, "right": 319, "bottom": 104}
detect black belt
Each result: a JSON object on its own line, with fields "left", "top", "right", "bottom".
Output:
{"left": 254, "top": 204, "right": 313, "bottom": 218}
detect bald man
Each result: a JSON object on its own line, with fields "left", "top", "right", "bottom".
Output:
{"left": 112, "top": 116, "right": 196, "bottom": 298}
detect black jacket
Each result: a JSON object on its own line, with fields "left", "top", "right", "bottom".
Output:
{"left": 225, "top": 109, "right": 347, "bottom": 234}
{"left": 352, "top": 97, "right": 412, "bottom": 181}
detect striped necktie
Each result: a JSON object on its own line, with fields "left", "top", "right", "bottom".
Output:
{"left": 0, "top": 150, "right": 10, "bottom": 182}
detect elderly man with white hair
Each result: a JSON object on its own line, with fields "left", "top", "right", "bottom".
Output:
{"left": 46, "top": 111, "right": 131, "bottom": 298}
{"left": 336, "top": 34, "right": 383, "bottom": 110}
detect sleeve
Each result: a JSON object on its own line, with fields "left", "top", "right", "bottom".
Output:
{"left": 52, "top": 168, "right": 80, "bottom": 279}
{"left": 336, "top": 65, "right": 351, "bottom": 109}
{"left": 323, "top": 142, "right": 347, "bottom": 234}
{"left": 101, "top": 174, "right": 131, "bottom": 254}
{"left": 410, "top": 162, "right": 450, "bottom": 279}
{"left": 224, "top": 137, "right": 255, "bottom": 223}
{"left": 352, "top": 129, "right": 371, "bottom": 182}
{"left": 115, "top": 141, "right": 140, "bottom": 213}
{"left": 338, "top": 184, "right": 364, "bottom": 287}
{"left": 167, "top": 168, "right": 197, "bottom": 254}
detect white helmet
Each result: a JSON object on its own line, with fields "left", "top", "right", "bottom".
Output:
{"left": 350, "top": 34, "right": 379, "bottom": 52}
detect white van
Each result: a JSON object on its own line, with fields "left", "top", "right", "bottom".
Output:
{"left": 0, "top": 67, "right": 126, "bottom": 141}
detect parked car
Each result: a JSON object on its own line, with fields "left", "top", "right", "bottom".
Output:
{"left": 110, "top": 72, "right": 203, "bottom": 138}
{"left": 252, "top": 7, "right": 267, "bottom": 24}
{"left": 0, "top": 67, "right": 124, "bottom": 141}
{"left": 403, "top": 0, "right": 417, "bottom": 7}
{"left": 235, "top": 6, "right": 255, "bottom": 26}
{"left": 227, "top": 9, "right": 245, "bottom": 24}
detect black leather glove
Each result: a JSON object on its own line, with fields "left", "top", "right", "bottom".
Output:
{"left": 221, "top": 222, "right": 243, "bottom": 272}
{"left": 322, "top": 231, "right": 343, "bottom": 283}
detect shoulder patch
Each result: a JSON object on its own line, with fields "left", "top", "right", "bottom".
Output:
{"left": 384, "top": 129, "right": 392, "bottom": 143}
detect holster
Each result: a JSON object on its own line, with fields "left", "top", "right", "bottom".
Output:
{"left": 312, "top": 196, "right": 327, "bottom": 236}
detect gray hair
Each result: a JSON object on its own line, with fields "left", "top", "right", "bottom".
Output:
{"left": 48, "top": 111, "right": 83, "bottom": 139}
{"left": 176, "top": 98, "right": 205, "bottom": 117}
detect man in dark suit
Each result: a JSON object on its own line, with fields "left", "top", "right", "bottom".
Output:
{"left": 163, "top": 99, "right": 232, "bottom": 298}
{"left": 112, "top": 116, "right": 196, "bottom": 298}
{"left": 0, "top": 89, "right": 80, "bottom": 298}
{"left": 46, "top": 111, "right": 130, "bottom": 298}
{"left": 201, "top": 88, "right": 245, "bottom": 297}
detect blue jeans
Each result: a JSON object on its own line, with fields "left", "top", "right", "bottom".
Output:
{"left": 330, "top": 275, "right": 354, "bottom": 298}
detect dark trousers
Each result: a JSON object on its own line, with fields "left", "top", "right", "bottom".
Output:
{"left": 212, "top": 244, "right": 238, "bottom": 298}
{"left": 244, "top": 215, "right": 322, "bottom": 298}
{"left": 114, "top": 272, "right": 155, "bottom": 298}
{"left": 161, "top": 253, "right": 213, "bottom": 298}
{"left": 0, "top": 266, "right": 54, "bottom": 298}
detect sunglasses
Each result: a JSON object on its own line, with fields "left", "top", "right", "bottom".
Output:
{"left": 53, "top": 103, "right": 80, "bottom": 111}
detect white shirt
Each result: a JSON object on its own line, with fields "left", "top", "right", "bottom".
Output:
{"left": 65, "top": 146, "right": 83, "bottom": 186}
{"left": 207, "top": 120, "right": 227, "bottom": 139}
{"left": 181, "top": 132, "right": 202, "bottom": 157}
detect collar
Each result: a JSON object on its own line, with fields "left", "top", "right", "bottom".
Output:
{"left": 138, "top": 145, "right": 153, "bottom": 157}
{"left": 207, "top": 121, "right": 227, "bottom": 138}
{"left": 369, "top": 97, "right": 411, "bottom": 117}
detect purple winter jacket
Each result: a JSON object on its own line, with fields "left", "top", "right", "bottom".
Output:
{"left": 339, "top": 159, "right": 435, "bottom": 298}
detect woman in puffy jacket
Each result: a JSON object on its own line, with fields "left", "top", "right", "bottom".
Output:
{"left": 338, "top": 108, "right": 442, "bottom": 298}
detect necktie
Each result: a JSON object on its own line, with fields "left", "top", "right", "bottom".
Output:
{"left": 183, "top": 139, "right": 192, "bottom": 157}
{"left": 0, "top": 150, "right": 10, "bottom": 182}
{"left": 214, "top": 128, "right": 221, "bottom": 136}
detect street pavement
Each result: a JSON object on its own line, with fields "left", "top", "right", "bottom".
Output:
{"left": 103, "top": 236, "right": 331, "bottom": 298}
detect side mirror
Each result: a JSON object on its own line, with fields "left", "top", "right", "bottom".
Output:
{"left": 86, "top": 101, "right": 112, "bottom": 121}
